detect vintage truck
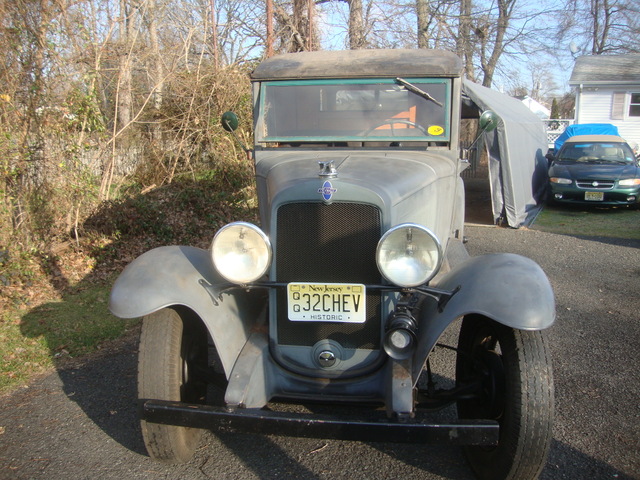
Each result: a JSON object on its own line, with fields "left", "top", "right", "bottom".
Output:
{"left": 110, "top": 49, "right": 555, "bottom": 480}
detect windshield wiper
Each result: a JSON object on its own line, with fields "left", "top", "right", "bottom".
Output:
{"left": 395, "top": 77, "right": 443, "bottom": 107}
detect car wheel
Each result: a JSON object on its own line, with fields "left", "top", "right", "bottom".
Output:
{"left": 456, "top": 315, "right": 554, "bottom": 480}
{"left": 138, "top": 307, "right": 208, "bottom": 463}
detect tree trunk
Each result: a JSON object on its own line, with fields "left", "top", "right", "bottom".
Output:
{"left": 293, "top": 0, "right": 308, "bottom": 51}
{"left": 416, "top": 0, "right": 430, "bottom": 49}
{"left": 275, "top": 3, "right": 307, "bottom": 52}
{"left": 148, "top": 0, "right": 163, "bottom": 111}
{"left": 457, "top": 0, "right": 474, "bottom": 79}
{"left": 481, "top": 0, "right": 512, "bottom": 87}
{"left": 210, "top": 0, "right": 219, "bottom": 67}
{"left": 349, "top": 0, "right": 366, "bottom": 49}
{"left": 116, "top": 0, "right": 135, "bottom": 130}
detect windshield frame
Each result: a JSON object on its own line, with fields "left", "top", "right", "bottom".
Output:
{"left": 255, "top": 78, "right": 452, "bottom": 144}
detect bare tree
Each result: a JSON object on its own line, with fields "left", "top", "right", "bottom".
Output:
{"left": 145, "top": 0, "right": 164, "bottom": 111}
{"left": 0, "top": 0, "right": 64, "bottom": 188}
{"left": 274, "top": 3, "right": 306, "bottom": 52}
{"left": 290, "top": 0, "right": 319, "bottom": 51}
{"left": 472, "top": 0, "right": 517, "bottom": 87}
{"left": 348, "top": 0, "right": 367, "bottom": 49}
{"left": 457, "top": 0, "right": 475, "bottom": 79}
{"left": 115, "top": 0, "right": 139, "bottom": 131}
{"left": 558, "top": 0, "right": 640, "bottom": 55}
{"left": 416, "top": 0, "right": 430, "bottom": 49}
{"left": 1, "top": 0, "right": 596, "bottom": 259}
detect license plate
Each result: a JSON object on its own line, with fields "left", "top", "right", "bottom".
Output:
{"left": 287, "top": 282, "right": 366, "bottom": 323}
{"left": 585, "top": 191, "right": 604, "bottom": 201}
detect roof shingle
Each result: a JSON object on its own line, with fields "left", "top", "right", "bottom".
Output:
{"left": 569, "top": 54, "right": 640, "bottom": 85}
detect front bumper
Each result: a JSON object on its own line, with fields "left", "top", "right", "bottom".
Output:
{"left": 141, "top": 399, "right": 499, "bottom": 445}
{"left": 549, "top": 185, "right": 640, "bottom": 206}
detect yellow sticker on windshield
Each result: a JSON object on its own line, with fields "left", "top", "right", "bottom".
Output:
{"left": 428, "top": 125, "right": 444, "bottom": 136}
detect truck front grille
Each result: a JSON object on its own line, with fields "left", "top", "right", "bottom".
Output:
{"left": 275, "top": 202, "right": 382, "bottom": 349}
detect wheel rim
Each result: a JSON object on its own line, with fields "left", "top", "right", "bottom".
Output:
{"left": 180, "top": 332, "right": 207, "bottom": 403}
{"left": 476, "top": 347, "right": 506, "bottom": 419}
{"left": 458, "top": 327, "right": 507, "bottom": 421}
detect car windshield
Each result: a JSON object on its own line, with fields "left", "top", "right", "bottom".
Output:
{"left": 556, "top": 142, "right": 636, "bottom": 164}
{"left": 256, "top": 78, "right": 451, "bottom": 143}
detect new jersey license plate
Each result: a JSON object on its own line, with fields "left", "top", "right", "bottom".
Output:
{"left": 287, "top": 282, "right": 366, "bottom": 323}
{"left": 585, "top": 191, "right": 604, "bottom": 201}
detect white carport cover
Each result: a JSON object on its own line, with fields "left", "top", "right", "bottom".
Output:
{"left": 462, "top": 79, "right": 549, "bottom": 228}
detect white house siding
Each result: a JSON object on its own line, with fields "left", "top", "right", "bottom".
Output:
{"left": 575, "top": 86, "right": 640, "bottom": 149}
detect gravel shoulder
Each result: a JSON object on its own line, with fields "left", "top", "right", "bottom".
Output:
{"left": 1, "top": 225, "right": 639, "bottom": 480}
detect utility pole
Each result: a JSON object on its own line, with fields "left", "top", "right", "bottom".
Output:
{"left": 266, "top": 0, "right": 274, "bottom": 57}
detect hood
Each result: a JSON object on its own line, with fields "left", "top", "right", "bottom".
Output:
{"left": 254, "top": 150, "right": 456, "bottom": 208}
{"left": 550, "top": 162, "right": 639, "bottom": 181}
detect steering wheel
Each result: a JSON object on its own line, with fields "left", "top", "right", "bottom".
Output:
{"left": 364, "top": 119, "right": 429, "bottom": 136}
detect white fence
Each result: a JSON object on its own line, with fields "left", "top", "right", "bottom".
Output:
{"left": 543, "top": 119, "right": 574, "bottom": 150}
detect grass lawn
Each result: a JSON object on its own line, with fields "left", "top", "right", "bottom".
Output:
{"left": 531, "top": 203, "right": 640, "bottom": 240}
{"left": 1, "top": 282, "right": 138, "bottom": 395}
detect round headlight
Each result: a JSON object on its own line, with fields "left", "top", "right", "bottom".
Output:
{"left": 211, "top": 222, "right": 272, "bottom": 284}
{"left": 376, "top": 224, "right": 442, "bottom": 287}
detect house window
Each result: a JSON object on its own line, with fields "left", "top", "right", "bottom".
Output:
{"left": 629, "top": 93, "right": 640, "bottom": 117}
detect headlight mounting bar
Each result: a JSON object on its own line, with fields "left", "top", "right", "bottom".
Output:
{"left": 199, "top": 279, "right": 460, "bottom": 311}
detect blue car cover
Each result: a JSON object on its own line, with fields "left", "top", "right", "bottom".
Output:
{"left": 554, "top": 123, "right": 619, "bottom": 152}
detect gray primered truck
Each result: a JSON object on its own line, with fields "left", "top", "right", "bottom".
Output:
{"left": 110, "top": 49, "right": 555, "bottom": 480}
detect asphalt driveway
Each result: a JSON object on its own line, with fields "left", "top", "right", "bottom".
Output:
{"left": 1, "top": 225, "right": 639, "bottom": 479}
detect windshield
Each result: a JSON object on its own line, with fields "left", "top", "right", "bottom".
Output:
{"left": 557, "top": 142, "right": 636, "bottom": 164}
{"left": 256, "top": 78, "right": 451, "bottom": 143}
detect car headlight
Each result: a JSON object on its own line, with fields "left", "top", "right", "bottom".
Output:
{"left": 619, "top": 178, "right": 640, "bottom": 186}
{"left": 376, "top": 224, "right": 442, "bottom": 287}
{"left": 211, "top": 222, "right": 272, "bottom": 284}
{"left": 550, "top": 177, "right": 572, "bottom": 185}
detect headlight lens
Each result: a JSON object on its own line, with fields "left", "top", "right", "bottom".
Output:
{"left": 550, "top": 177, "right": 572, "bottom": 185}
{"left": 619, "top": 178, "right": 640, "bottom": 186}
{"left": 211, "top": 222, "right": 272, "bottom": 284}
{"left": 376, "top": 224, "right": 442, "bottom": 287}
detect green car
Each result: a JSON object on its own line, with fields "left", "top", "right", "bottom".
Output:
{"left": 547, "top": 134, "right": 640, "bottom": 206}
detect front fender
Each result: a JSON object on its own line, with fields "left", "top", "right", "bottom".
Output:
{"left": 435, "top": 252, "right": 555, "bottom": 330}
{"left": 109, "top": 246, "right": 266, "bottom": 377}
{"left": 413, "top": 253, "right": 555, "bottom": 379}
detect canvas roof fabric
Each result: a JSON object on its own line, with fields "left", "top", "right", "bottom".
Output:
{"left": 251, "top": 49, "right": 463, "bottom": 80}
{"left": 462, "top": 79, "right": 549, "bottom": 228}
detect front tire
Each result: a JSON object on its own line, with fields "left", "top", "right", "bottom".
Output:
{"left": 138, "top": 308, "right": 208, "bottom": 463}
{"left": 456, "top": 315, "right": 554, "bottom": 480}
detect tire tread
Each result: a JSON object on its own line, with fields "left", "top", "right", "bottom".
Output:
{"left": 457, "top": 316, "right": 554, "bottom": 480}
{"left": 138, "top": 308, "right": 203, "bottom": 463}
